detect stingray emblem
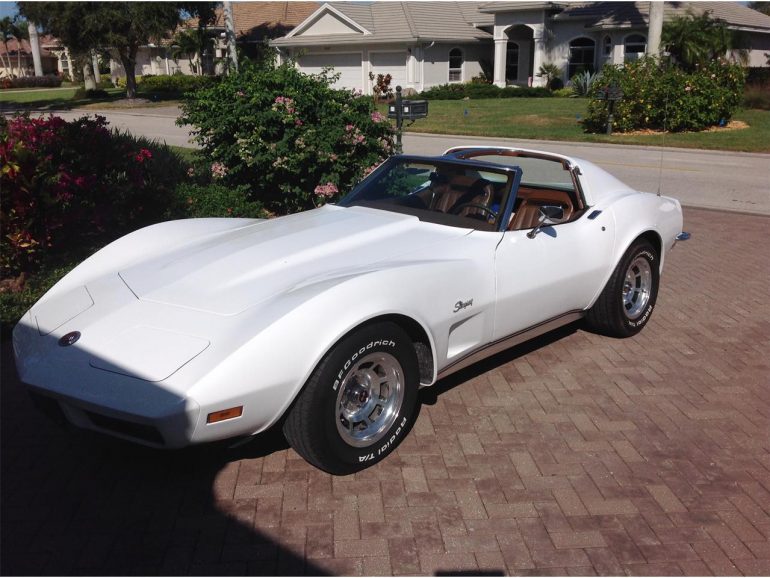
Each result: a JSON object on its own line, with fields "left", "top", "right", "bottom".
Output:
{"left": 58, "top": 331, "right": 81, "bottom": 347}
{"left": 453, "top": 299, "right": 473, "bottom": 313}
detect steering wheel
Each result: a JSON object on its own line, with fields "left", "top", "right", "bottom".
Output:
{"left": 451, "top": 203, "right": 497, "bottom": 220}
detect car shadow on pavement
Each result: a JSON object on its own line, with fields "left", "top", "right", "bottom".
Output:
{"left": 0, "top": 342, "right": 330, "bottom": 576}
{"left": 1, "top": 323, "right": 579, "bottom": 576}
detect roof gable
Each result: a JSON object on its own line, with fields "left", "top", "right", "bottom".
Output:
{"left": 287, "top": 3, "right": 370, "bottom": 38}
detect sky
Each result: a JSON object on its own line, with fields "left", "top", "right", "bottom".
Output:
{"left": 0, "top": 2, "right": 18, "bottom": 19}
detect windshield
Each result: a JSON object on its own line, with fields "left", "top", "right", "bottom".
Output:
{"left": 338, "top": 157, "right": 517, "bottom": 231}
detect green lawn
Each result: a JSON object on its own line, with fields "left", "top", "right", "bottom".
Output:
{"left": 0, "top": 86, "right": 180, "bottom": 110}
{"left": 389, "top": 98, "right": 770, "bottom": 153}
{"left": 2, "top": 86, "right": 767, "bottom": 152}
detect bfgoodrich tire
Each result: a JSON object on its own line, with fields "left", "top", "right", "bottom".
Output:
{"left": 586, "top": 238, "right": 660, "bottom": 338}
{"left": 283, "top": 321, "right": 419, "bottom": 475}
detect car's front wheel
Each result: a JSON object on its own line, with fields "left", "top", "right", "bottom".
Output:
{"left": 283, "top": 321, "right": 419, "bottom": 475}
{"left": 586, "top": 238, "right": 659, "bottom": 337}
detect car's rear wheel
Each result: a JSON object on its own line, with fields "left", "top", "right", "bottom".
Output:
{"left": 586, "top": 238, "right": 659, "bottom": 337}
{"left": 283, "top": 321, "right": 419, "bottom": 475}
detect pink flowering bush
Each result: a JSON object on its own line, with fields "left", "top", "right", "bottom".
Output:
{"left": 179, "top": 58, "right": 395, "bottom": 214}
{"left": 0, "top": 114, "right": 186, "bottom": 277}
{"left": 584, "top": 56, "right": 745, "bottom": 133}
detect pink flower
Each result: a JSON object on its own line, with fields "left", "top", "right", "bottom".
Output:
{"left": 684, "top": 86, "right": 692, "bottom": 92}
{"left": 356, "top": 134, "right": 365, "bottom": 144}
{"left": 295, "top": 118, "right": 303, "bottom": 127}
{"left": 371, "top": 111, "right": 386, "bottom": 123}
{"left": 211, "top": 161, "right": 228, "bottom": 179}
{"left": 314, "top": 182, "right": 339, "bottom": 197}
{"left": 345, "top": 124, "right": 354, "bottom": 132}
{"left": 134, "top": 148, "right": 152, "bottom": 163}
{"left": 187, "top": 167, "right": 195, "bottom": 177}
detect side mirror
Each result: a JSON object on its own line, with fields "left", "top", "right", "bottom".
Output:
{"left": 527, "top": 205, "right": 564, "bottom": 238}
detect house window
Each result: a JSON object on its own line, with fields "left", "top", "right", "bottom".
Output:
{"left": 506, "top": 43, "right": 519, "bottom": 83}
{"left": 624, "top": 34, "right": 647, "bottom": 62}
{"left": 603, "top": 35, "right": 612, "bottom": 58}
{"left": 568, "top": 37, "right": 595, "bottom": 78}
{"left": 449, "top": 48, "right": 463, "bottom": 82}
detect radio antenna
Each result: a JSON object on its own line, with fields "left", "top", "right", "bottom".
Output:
{"left": 657, "top": 79, "right": 669, "bottom": 197}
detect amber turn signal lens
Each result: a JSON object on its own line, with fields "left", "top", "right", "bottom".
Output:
{"left": 207, "top": 406, "right": 243, "bottom": 424}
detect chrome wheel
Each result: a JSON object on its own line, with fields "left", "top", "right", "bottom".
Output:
{"left": 622, "top": 256, "right": 652, "bottom": 320}
{"left": 335, "top": 352, "right": 404, "bottom": 448}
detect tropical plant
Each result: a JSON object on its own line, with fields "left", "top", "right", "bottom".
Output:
{"left": 12, "top": 18, "right": 29, "bottom": 77}
{"left": 0, "top": 17, "right": 15, "bottom": 76}
{"left": 570, "top": 70, "right": 600, "bottom": 97}
{"left": 662, "top": 10, "right": 747, "bottom": 71}
{"left": 536, "top": 63, "right": 562, "bottom": 90}
{"left": 0, "top": 113, "right": 187, "bottom": 277}
{"left": 171, "top": 28, "right": 210, "bottom": 75}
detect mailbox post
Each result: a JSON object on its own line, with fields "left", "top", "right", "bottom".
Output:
{"left": 388, "top": 85, "right": 429, "bottom": 153}
{"left": 596, "top": 82, "right": 623, "bottom": 135}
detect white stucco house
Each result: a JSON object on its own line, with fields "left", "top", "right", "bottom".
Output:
{"left": 271, "top": 1, "right": 770, "bottom": 94}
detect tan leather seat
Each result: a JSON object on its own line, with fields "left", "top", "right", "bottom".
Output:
{"left": 509, "top": 189, "right": 574, "bottom": 230}
{"left": 432, "top": 178, "right": 494, "bottom": 218}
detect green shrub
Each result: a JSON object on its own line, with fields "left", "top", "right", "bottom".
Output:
{"left": 584, "top": 56, "right": 745, "bottom": 133}
{"left": 0, "top": 114, "right": 187, "bottom": 278}
{"left": 138, "top": 74, "right": 219, "bottom": 95}
{"left": 174, "top": 182, "right": 267, "bottom": 218}
{"left": 178, "top": 59, "right": 395, "bottom": 214}
{"left": 418, "top": 83, "right": 552, "bottom": 100}
{"left": 552, "top": 87, "right": 575, "bottom": 98}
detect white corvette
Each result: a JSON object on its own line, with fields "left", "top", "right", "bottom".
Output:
{"left": 13, "top": 147, "right": 686, "bottom": 474}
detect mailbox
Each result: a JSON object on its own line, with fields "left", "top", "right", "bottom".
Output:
{"left": 596, "top": 84, "right": 623, "bottom": 101}
{"left": 388, "top": 99, "right": 429, "bottom": 120}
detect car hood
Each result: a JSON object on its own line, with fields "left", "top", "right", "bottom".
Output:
{"left": 118, "top": 205, "right": 468, "bottom": 316}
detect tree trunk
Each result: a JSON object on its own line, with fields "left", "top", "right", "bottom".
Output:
{"left": 28, "top": 21, "right": 42, "bottom": 76}
{"left": 647, "top": 1, "right": 664, "bottom": 57}
{"left": 82, "top": 59, "right": 97, "bottom": 90}
{"left": 92, "top": 51, "right": 101, "bottom": 84}
{"left": 117, "top": 50, "right": 137, "bottom": 98}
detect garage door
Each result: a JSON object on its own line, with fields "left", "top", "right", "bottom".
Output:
{"left": 298, "top": 53, "right": 363, "bottom": 91}
{"left": 370, "top": 52, "right": 407, "bottom": 91}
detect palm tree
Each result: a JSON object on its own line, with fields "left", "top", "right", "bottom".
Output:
{"left": 662, "top": 10, "right": 745, "bottom": 70}
{"left": 0, "top": 17, "right": 15, "bottom": 77}
{"left": 171, "top": 28, "right": 208, "bottom": 75}
{"left": 12, "top": 18, "right": 29, "bottom": 77}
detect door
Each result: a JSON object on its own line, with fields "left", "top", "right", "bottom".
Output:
{"left": 369, "top": 52, "right": 407, "bottom": 91}
{"left": 298, "top": 53, "right": 363, "bottom": 91}
{"left": 493, "top": 214, "right": 615, "bottom": 340}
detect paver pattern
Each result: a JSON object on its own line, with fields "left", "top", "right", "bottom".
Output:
{"left": 2, "top": 207, "right": 769, "bottom": 576}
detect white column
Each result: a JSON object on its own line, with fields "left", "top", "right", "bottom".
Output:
{"left": 493, "top": 38, "right": 507, "bottom": 88}
{"left": 28, "top": 21, "right": 43, "bottom": 76}
{"left": 531, "top": 28, "right": 546, "bottom": 87}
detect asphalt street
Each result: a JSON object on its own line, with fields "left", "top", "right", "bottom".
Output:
{"left": 15, "top": 106, "right": 770, "bottom": 215}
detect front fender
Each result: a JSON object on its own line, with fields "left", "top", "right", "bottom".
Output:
{"left": 183, "top": 253, "right": 495, "bottom": 440}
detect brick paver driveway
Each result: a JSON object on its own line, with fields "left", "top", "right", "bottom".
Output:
{"left": 2, "top": 207, "right": 769, "bottom": 576}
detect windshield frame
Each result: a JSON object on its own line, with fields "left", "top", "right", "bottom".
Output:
{"left": 338, "top": 155, "right": 523, "bottom": 233}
